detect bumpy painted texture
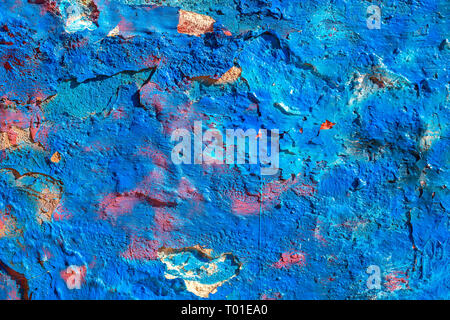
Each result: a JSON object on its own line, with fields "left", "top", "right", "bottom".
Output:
{"left": 0, "top": 0, "right": 448, "bottom": 300}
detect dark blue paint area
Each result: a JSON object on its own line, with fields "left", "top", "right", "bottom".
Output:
{"left": 0, "top": 0, "right": 448, "bottom": 300}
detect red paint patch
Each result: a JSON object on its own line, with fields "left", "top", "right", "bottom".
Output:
{"left": 3, "top": 62, "right": 12, "bottom": 71}
{"left": 385, "top": 271, "right": 410, "bottom": 292}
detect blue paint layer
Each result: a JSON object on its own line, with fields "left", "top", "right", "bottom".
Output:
{"left": 0, "top": 0, "right": 448, "bottom": 300}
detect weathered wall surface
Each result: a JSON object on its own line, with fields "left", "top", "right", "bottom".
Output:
{"left": 0, "top": 0, "right": 448, "bottom": 299}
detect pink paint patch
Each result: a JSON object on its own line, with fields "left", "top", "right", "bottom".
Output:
{"left": 117, "top": 16, "right": 134, "bottom": 35}
{"left": 82, "top": 141, "right": 111, "bottom": 153}
{"left": 273, "top": 251, "right": 306, "bottom": 269}
{"left": 136, "top": 144, "right": 168, "bottom": 169}
{"left": 153, "top": 208, "right": 175, "bottom": 233}
{"left": 335, "top": 219, "right": 368, "bottom": 231}
{"left": 292, "top": 183, "right": 316, "bottom": 197}
{"left": 142, "top": 55, "right": 161, "bottom": 68}
{"left": 33, "top": 122, "right": 54, "bottom": 149}
{"left": 134, "top": 170, "right": 164, "bottom": 193}
{"left": 131, "top": 169, "right": 176, "bottom": 207}
{"left": 0, "top": 273, "right": 20, "bottom": 300}
{"left": 0, "top": 108, "right": 29, "bottom": 129}
{"left": 177, "top": 177, "right": 203, "bottom": 201}
{"left": 228, "top": 190, "right": 260, "bottom": 215}
{"left": 98, "top": 193, "right": 141, "bottom": 221}
{"left": 139, "top": 82, "right": 201, "bottom": 135}
{"left": 0, "top": 107, "right": 31, "bottom": 145}
{"left": 261, "top": 292, "right": 282, "bottom": 300}
{"left": 109, "top": 106, "right": 126, "bottom": 120}
{"left": 60, "top": 265, "right": 87, "bottom": 290}
{"left": 260, "top": 176, "right": 317, "bottom": 210}
{"left": 245, "top": 103, "right": 259, "bottom": 112}
{"left": 53, "top": 205, "right": 73, "bottom": 221}
{"left": 121, "top": 236, "right": 159, "bottom": 261}
{"left": 262, "top": 179, "right": 295, "bottom": 205}
{"left": 313, "top": 219, "right": 328, "bottom": 245}
{"left": 139, "top": 82, "right": 165, "bottom": 104}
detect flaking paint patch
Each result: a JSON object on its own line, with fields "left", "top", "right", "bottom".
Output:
{"left": 158, "top": 246, "right": 242, "bottom": 298}
{"left": 177, "top": 9, "right": 215, "bottom": 36}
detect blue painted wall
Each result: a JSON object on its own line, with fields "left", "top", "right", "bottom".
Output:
{"left": 0, "top": 0, "right": 448, "bottom": 299}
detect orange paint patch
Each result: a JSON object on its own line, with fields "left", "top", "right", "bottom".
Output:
{"left": 50, "top": 151, "right": 61, "bottom": 163}
{"left": 0, "top": 127, "right": 34, "bottom": 150}
{"left": 0, "top": 207, "right": 21, "bottom": 238}
{"left": 320, "top": 120, "right": 336, "bottom": 130}
{"left": 215, "top": 66, "right": 242, "bottom": 84}
{"left": 191, "top": 67, "right": 242, "bottom": 85}
{"left": 0, "top": 169, "right": 64, "bottom": 224}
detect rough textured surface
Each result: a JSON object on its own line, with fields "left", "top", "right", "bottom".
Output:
{"left": 0, "top": 0, "right": 448, "bottom": 300}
